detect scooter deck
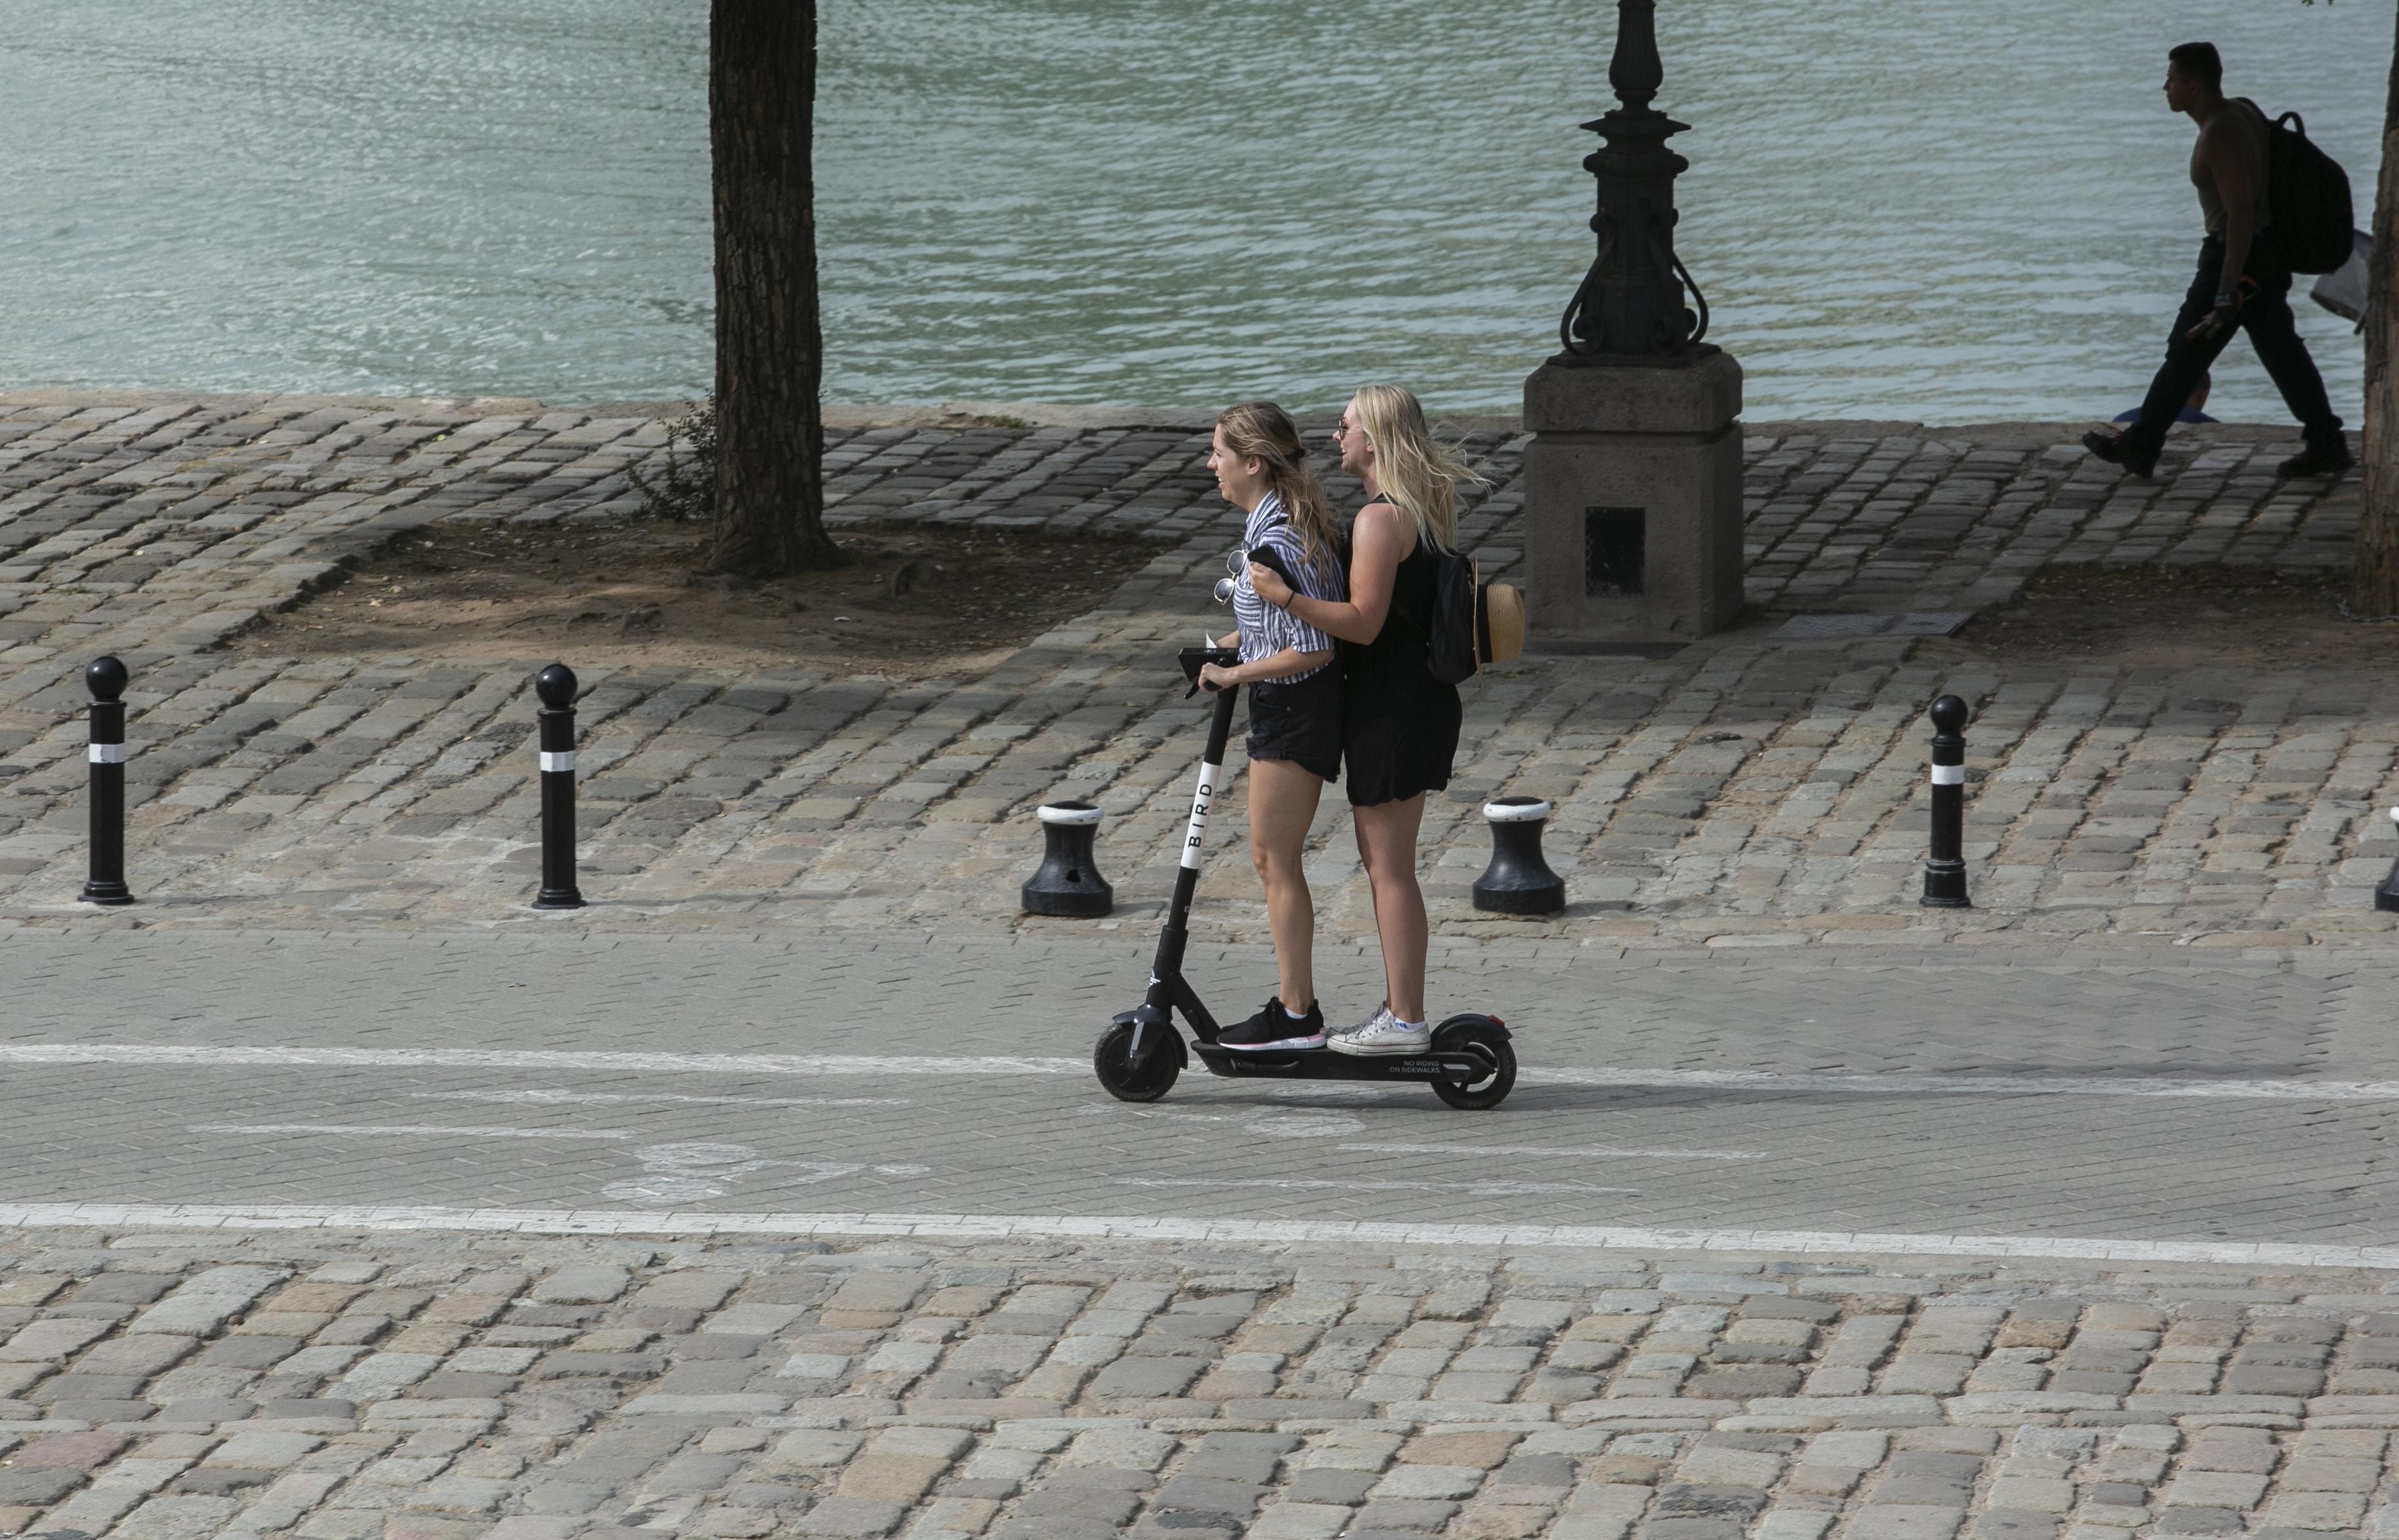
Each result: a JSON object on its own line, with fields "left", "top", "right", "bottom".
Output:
{"left": 1191, "top": 1044, "right": 1491, "bottom": 1084}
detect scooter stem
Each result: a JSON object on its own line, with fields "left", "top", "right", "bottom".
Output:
{"left": 1148, "top": 652, "right": 1241, "bottom": 1020}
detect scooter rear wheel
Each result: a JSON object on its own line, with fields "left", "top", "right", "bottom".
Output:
{"left": 1431, "top": 1020, "right": 1516, "bottom": 1110}
{"left": 1094, "top": 1020, "right": 1180, "bottom": 1103}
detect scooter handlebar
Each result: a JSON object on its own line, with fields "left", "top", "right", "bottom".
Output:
{"left": 1178, "top": 646, "right": 1241, "bottom": 697}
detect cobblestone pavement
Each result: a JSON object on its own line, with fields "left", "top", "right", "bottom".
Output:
{"left": 0, "top": 929, "right": 2392, "bottom": 1245}
{"left": 0, "top": 1228, "right": 2394, "bottom": 1540}
{"left": 4, "top": 397, "right": 2399, "bottom": 1539}
{"left": 0, "top": 391, "right": 2386, "bottom": 952}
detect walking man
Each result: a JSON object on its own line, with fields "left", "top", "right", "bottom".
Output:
{"left": 2085, "top": 42, "right": 2350, "bottom": 481}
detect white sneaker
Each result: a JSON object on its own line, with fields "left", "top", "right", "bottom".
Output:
{"left": 1329, "top": 1009, "right": 1431, "bottom": 1057}
{"left": 1342, "top": 1003, "right": 1390, "bottom": 1039}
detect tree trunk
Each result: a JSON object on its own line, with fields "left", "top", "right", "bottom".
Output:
{"left": 2349, "top": 3, "right": 2399, "bottom": 613}
{"left": 708, "top": 0, "right": 839, "bottom": 575}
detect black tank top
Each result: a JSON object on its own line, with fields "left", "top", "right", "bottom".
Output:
{"left": 1339, "top": 504, "right": 1462, "bottom": 805}
{"left": 1340, "top": 516, "right": 1438, "bottom": 704}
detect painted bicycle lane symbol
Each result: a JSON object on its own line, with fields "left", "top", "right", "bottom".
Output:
{"left": 603, "top": 1143, "right": 929, "bottom": 1204}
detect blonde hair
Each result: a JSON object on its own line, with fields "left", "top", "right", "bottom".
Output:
{"left": 1350, "top": 384, "right": 1486, "bottom": 555}
{"left": 1216, "top": 401, "right": 1339, "bottom": 572}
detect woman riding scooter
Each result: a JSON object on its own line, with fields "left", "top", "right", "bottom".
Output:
{"left": 1196, "top": 401, "right": 1348, "bottom": 1052}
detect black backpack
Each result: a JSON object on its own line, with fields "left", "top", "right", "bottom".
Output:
{"left": 2240, "top": 98, "right": 2354, "bottom": 274}
{"left": 1426, "top": 546, "right": 1479, "bottom": 684}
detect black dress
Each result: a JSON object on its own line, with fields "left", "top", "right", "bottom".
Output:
{"left": 1341, "top": 522, "right": 1462, "bottom": 808}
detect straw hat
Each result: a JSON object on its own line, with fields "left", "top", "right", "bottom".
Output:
{"left": 1478, "top": 582, "right": 1525, "bottom": 666}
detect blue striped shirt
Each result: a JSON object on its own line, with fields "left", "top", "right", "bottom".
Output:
{"left": 1231, "top": 491, "right": 1342, "bottom": 679}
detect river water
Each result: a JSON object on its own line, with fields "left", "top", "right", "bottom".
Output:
{"left": 5, "top": 1, "right": 2388, "bottom": 424}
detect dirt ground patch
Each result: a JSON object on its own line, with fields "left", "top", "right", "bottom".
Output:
{"left": 1949, "top": 563, "right": 2399, "bottom": 668}
{"left": 232, "top": 519, "right": 1162, "bottom": 678}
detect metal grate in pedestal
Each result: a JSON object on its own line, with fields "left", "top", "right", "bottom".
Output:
{"left": 1583, "top": 506, "right": 1644, "bottom": 595}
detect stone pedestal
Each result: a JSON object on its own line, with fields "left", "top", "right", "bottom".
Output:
{"left": 1521, "top": 350, "right": 1743, "bottom": 646}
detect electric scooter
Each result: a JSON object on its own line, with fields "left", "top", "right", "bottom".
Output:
{"left": 1092, "top": 644, "right": 1518, "bottom": 1109}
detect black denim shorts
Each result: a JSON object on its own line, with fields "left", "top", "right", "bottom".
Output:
{"left": 1245, "top": 665, "right": 1342, "bottom": 783}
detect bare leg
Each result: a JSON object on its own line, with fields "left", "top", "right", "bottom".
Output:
{"left": 1247, "top": 758, "right": 1326, "bottom": 1010}
{"left": 1352, "top": 794, "right": 1428, "bottom": 1021}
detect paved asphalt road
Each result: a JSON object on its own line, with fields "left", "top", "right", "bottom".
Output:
{"left": 0, "top": 929, "right": 2390, "bottom": 1246}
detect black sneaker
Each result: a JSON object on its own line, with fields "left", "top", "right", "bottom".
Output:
{"left": 1219, "top": 996, "right": 1327, "bottom": 1053}
{"left": 2277, "top": 439, "right": 2354, "bottom": 479}
{"left": 2082, "top": 428, "right": 2160, "bottom": 478}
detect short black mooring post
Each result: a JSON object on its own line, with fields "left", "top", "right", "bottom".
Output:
{"left": 1473, "top": 796, "right": 1565, "bottom": 914}
{"left": 79, "top": 655, "right": 133, "bottom": 906}
{"left": 1022, "top": 800, "right": 1112, "bottom": 918}
{"left": 2375, "top": 808, "right": 2399, "bottom": 913}
{"left": 1922, "top": 693, "right": 1971, "bottom": 908}
{"left": 532, "top": 662, "right": 584, "bottom": 910}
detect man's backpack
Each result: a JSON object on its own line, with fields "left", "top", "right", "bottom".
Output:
{"left": 2240, "top": 99, "right": 2354, "bottom": 274}
{"left": 1426, "top": 548, "right": 1525, "bottom": 685}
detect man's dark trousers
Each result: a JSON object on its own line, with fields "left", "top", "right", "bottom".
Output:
{"left": 2124, "top": 235, "right": 2343, "bottom": 457}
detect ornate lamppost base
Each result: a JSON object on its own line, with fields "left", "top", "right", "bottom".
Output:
{"left": 1521, "top": 0, "right": 1744, "bottom": 649}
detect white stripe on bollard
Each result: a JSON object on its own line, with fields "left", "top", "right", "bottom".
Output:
{"left": 539, "top": 751, "right": 575, "bottom": 773}
{"left": 87, "top": 744, "right": 125, "bottom": 764}
{"left": 1929, "top": 763, "right": 1964, "bottom": 786}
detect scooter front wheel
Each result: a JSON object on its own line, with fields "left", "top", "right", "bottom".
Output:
{"left": 1431, "top": 1020, "right": 1516, "bottom": 1110}
{"left": 1094, "top": 1020, "right": 1181, "bottom": 1103}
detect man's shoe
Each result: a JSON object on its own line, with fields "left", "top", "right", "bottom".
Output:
{"left": 1327, "top": 1009, "right": 1432, "bottom": 1057}
{"left": 2277, "top": 439, "right": 2354, "bottom": 479}
{"left": 1220, "top": 996, "right": 1327, "bottom": 1053}
{"left": 2082, "top": 428, "right": 2160, "bottom": 478}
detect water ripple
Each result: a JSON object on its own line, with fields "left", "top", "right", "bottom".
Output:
{"left": 2, "top": 0, "right": 2385, "bottom": 422}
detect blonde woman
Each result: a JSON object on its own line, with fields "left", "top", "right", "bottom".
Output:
{"left": 1200, "top": 402, "right": 1350, "bottom": 1053}
{"left": 1246, "top": 385, "right": 1479, "bottom": 1056}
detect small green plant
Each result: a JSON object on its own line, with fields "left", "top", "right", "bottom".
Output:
{"left": 627, "top": 395, "right": 719, "bottom": 523}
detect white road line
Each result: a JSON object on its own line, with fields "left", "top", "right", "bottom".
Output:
{"left": 1340, "top": 1142, "right": 1769, "bottom": 1161}
{"left": 1113, "top": 1177, "right": 1636, "bottom": 1196}
{"left": 190, "top": 1124, "right": 632, "bottom": 1141}
{"left": 0, "top": 1202, "right": 2393, "bottom": 1270}
{"left": 0, "top": 1045, "right": 1081, "bottom": 1076}
{"left": 1082, "top": 1107, "right": 1367, "bottom": 1137}
{"left": 1519, "top": 1067, "right": 2399, "bottom": 1100}
{"left": 6, "top": 1044, "right": 2398, "bottom": 1101}
{"left": 411, "top": 1091, "right": 913, "bottom": 1108}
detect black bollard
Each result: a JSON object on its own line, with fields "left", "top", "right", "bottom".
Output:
{"left": 1473, "top": 796, "right": 1566, "bottom": 914}
{"left": 1921, "top": 694, "right": 1971, "bottom": 908}
{"left": 531, "top": 662, "right": 585, "bottom": 910}
{"left": 2375, "top": 808, "right": 2399, "bottom": 913}
{"left": 79, "top": 656, "right": 134, "bottom": 906}
{"left": 1022, "top": 800, "right": 1112, "bottom": 918}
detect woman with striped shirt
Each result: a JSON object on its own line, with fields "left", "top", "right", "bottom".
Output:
{"left": 1196, "top": 401, "right": 1350, "bottom": 1053}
